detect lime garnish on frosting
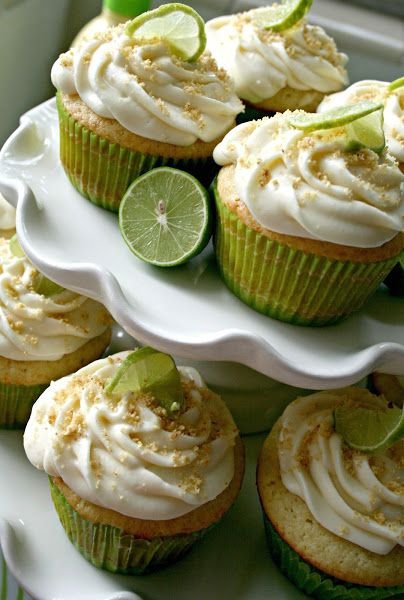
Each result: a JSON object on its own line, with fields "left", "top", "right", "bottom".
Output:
{"left": 345, "top": 109, "right": 385, "bottom": 154}
{"left": 252, "top": 0, "right": 313, "bottom": 31}
{"left": 388, "top": 76, "right": 404, "bottom": 92}
{"left": 105, "top": 347, "right": 184, "bottom": 414}
{"left": 125, "top": 3, "right": 206, "bottom": 62}
{"left": 288, "top": 101, "right": 383, "bottom": 132}
{"left": 9, "top": 234, "right": 25, "bottom": 258}
{"left": 334, "top": 401, "right": 404, "bottom": 453}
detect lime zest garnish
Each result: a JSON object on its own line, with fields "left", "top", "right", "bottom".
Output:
{"left": 388, "top": 77, "right": 404, "bottom": 92}
{"left": 105, "top": 347, "right": 184, "bottom": 414}
{"left": 288, "top": 101, "right": 383, "bottom": 132}
{"left": 345, "top": 108, "right": 385, "bottom": 154}
{"left": 119, "top": 167, "right": 212, "bottom": 268}
{"left": 125, "top": 3, "right": 206, "bottom": 62}
{"left": 334, "top": 401, "right": 404, "bottom": 454}
{"left": 9, "top": 234, "right": 25, "bottom": 258}
{"left": 252, "top": 0, "right": 313, "bottom": 31}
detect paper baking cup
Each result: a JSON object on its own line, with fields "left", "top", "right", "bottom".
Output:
{"left": 214, "top": 184, "right": 398, "bottom": 326}
{"left": 263, "top": 516, "right": 404, "bottom": 600}
{"left": 49, "top": 478, "right": 214, "bottom": 574}
{"left": 0, "top": 381, "right": 47, "bottom": 429}
{"left": 57, "top": 95, "right": 216, "bottom": 212}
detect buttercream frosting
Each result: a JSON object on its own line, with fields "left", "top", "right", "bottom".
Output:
{"left": 205, "top": 13, "right": 348, "bottom": 104}
{"left": 51, "top": 25, "right": 243, "bottom": 146}
{"left": 278, "top": 389, "right": 404, "bottom": 555}
{"left": 0, "top": 238, "right": 110, "bottom": 361}
{"left": 24, "top": 351, "right": 238, "bottom": 520}
{"left": 318, "top": 80, "right": 404, "bottom": 164}
{"left": 213, "top": 113, "right": 404, "bottom": 247}
{"left": 0, "top": 193, "right": 16, "bottom": 232}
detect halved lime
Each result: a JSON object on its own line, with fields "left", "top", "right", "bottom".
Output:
{"left": 9, "top": 234, "right": 25, "bottom": 258}
{"left": 334, "top": 401, "right": 404, "bottom": 453}
{"left": 252, "top": 0, "right": 313, "bottom": 32}
{"left": 288, "top": 101, "right": 383, "bottom": 132}
{"left": 388, "top": 77, "right": 404, "bottom": 92}
{"left": 119, "top": 167, "right": 212, "bottom": 267}
{"left": 125, "top": 3, "right": 206, "bottom": 62}
{"left": 105, "top": 347, "right": 183, "bottom": 414}
{"left": 345, "top": 108, "right": 385, "bottom": 154}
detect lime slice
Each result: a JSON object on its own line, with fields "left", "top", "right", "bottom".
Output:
{"left": 252, "top": 0, "right": 313, "bottom": 31}
{"left": 334, "top": 401, "right": 404, "bottom": 453}
{"left": 288, "top": 101, "right": 383, "bottom": 132}
{"left": 125, "top": 3, "right": 206, "bottom": 62}
{"left": 345, "top": 108, "right": 385, "bottom": 154}
{"left": 9, "top": 234, "right": 25, "bottom": 258}
{"left": 119, "top": 167, "right": 212, "bottom": 267}
{"left": 388, "top": 77, "right": 404, "bottom": 92}
{"left": 105, "top": 347, "right": 183, "bottom": 414}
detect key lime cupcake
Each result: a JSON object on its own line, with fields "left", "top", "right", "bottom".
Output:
{"left": 257, "top": 388, "right": 404, "bottom": 599}
{"left": 51, "top": 4, "right": 243, "bottom": 212}
{"left": 206, "top": 1, "right": 348, "bottom": 120}
{"left": 0, "top": 237, "right": 112, "bottom": 428}
{"left": 24, "top": 348, "right": 245, "bottom": 574}
{"left": 212, "top": 105, "right": 404, "bottom": 326}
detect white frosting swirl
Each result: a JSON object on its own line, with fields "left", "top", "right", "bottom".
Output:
{"left": 0, "top": 238, "right": 110, "bottom": 361}
{"left": 278, "top": 390, "right": 404, "bottom": 555}
{"left": 318, "top": 80, "right": 404, "bottom": 164}
{"left": 51, "top": 26, "right": 243, "bottom": 146}
{"left": 0, "top": 193, "right": 16, "bottom": 232}
{"left": 205, "top": 14, "right": 348, "bottom": 104}
{"left": 24, "top": 351, "right": 238, "bottom": 520}
{"left": 213, "top": 113, "right": 404, "bottom": 247}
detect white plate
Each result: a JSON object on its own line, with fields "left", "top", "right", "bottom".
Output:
{"left": 0, "top": 98, "right": 403, "bottom": 390}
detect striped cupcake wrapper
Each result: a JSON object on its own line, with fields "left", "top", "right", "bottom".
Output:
{"left": 263, "top": 515, "right": 404, "bottom": 600}
{"left": 0, "top": 381, "right": 48, "bottom": 429}
{"left": 49, "top": 478, "right": 214, "bottom": 575}
{"left": 57, "top": 94, "right": 217, "bottom": 212}
{"left": 213, "top": 181, "right": 398, "bottom": 326}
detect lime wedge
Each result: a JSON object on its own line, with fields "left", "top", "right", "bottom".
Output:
{"left": 388, "top": 77, "right": 404, "bottom": 92}
{"left": 252, "top": 0, "right": 313, "bottom": 31}
{"left": 345, "top": 108, "right": 385, "bottom": 154}
{"left": 34, "top": 274, "right": 65, "bottom": 297}
{"left": 119, "top": 167, "right": 212, "bottom": 267}
{"left": 9, "top": 234, "right": 25, "bottom": 258}
{"left": 334, "top": 401, "right": 404, "bottom": 453}
{"left": 125, "top": 3, "right": 206, "bottom": 62}
{"left": 288, "top": 101, "right": 383, "bottom": 132}
{"left": 105, "top": 347, "right": 183, "bottom": 414}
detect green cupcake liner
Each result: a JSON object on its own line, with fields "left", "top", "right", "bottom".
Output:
{"left": 49, "top": 477, "right": 214, "bottom": 574}
{"left": 213, "top": 181, "right": 399, "bottom": 326}
{"left": 57, "top": 94, "right": 217, "bottom": 212}
{"left": 0, "top": 381, "right": 48, "bottom": 429}
{"left": 263, "top": 515, "right": 404, "bottom": 600}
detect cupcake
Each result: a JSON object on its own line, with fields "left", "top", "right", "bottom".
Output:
{"left": 0, "top": 237, "right": 112, "bottom": 428}
{"left": 205, "top": 5, "right": 348, "bottom": 119}
{"left": 318, "top": 80, "right": 404, "bottom": 170}
{"left": 0, "top": 193, "right": 16, "bottom": 238}
{"left": 212, "top": 111, "right": 404, "bottom": 326}
{"left": 24, "top": 349, "right": 245, "bottom": 574}
{"left": 257, "top": 388, "right": 404, "bottom": 599}
{"left": 51, "top": 7, "right": 244, "bottom": 212}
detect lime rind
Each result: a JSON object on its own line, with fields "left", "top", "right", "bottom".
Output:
{"left": 119, "top": 167, "right": 212, "bottom": 268}
{"left": 105, "top": 347, "right": 183, "bottom": 414}
{"left": 388, "top": 76, "right": 404, "bottom": 92}
{"left": 289, "top": 101, "right": 383, "bottom": 132}
{"left": 125, "top": 3, "right": 206, "bottom": 62}
{"left": 334, "top": 402, "right": 404, "bottom": 454}
{"left": 345, "top": 108, "right": 385, "bottom": 154}
{"left": 252, "top": 0, "right": 313, "bottom": 32}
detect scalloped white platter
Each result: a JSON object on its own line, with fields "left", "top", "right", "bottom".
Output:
{"left": 0, "top": 98, "right": 403, "bottom": 392}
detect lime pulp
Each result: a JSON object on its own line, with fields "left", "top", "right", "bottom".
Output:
{"left": 119, "top": 167, "right": 212, "bottom": 267}
{"left": 252, "top": 0, "right": 313, "bottom": 32}
{"left": 345, "top": 109, "right": 385, "bottom": 154}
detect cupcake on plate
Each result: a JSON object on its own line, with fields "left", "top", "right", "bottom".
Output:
{"left": 24, "top": 348, "right": 245, "bottom": 574}
{"left": 318, "top": 79, "right": 404, "bottom": 170}
{"left": 205, "top": 4, "right": 348, "bottom": 119}
{"left": 51, "top": 4, "right": 244, "bottom": 212}
{"left": 212, "top": 109, "right": 404, "bottom": 326}
{"left": 0, "top": 237, "right": 112, "bottom": 428}
{"left": 0, "top": 193, "right": 16, "bottom": 238}
{"left": 257, "top": 388, "right": 404, "bottom": 599}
